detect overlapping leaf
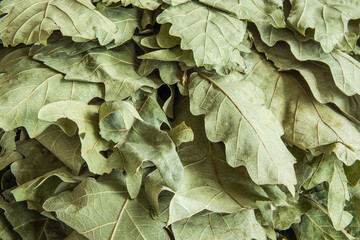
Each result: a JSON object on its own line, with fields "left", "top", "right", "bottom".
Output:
{"left": 287, "top": 0, "right": 360, "bottom": 52}
{"left": 199, "top": 0, "right": 285, "bottom": 28}
{"left": 33, "top": 41, "right": 161, "bottom": 101}
{"left": 157, "top": 1, "right": 249, "bottom": 74}
{"left": 43, "top": 177, "right": 169, "bottom": 240}
{"left": 172, "top": 211, "right": 267, "bottom": 240}
{"left": 145, "top": 98, "right": 269, "bottom": 224}
{"left": 0, "top": 48, "right": 103, "bottom": 137}
{"left": 101, "top": 90, "right": 184, "bottom": 191}
{"left": 242, "top": 52, "right": 360, "bottom": 166}
{"left": 0, "top": 0, "right": 360, "bottom": 238}
{"left": 188, "top": 71, "right": 297, "bottom": 193}
{"left": 38, "top": 101, "right": 121, "bottom": 175}
{"left": 253, "top": 25, "right": 360, "bottom": 96}
{"left": 0, "top": 0, "right": 118, "bottom": 46}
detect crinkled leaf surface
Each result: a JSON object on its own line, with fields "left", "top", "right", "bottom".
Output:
{"left": 243, "top": 52, "right": 360, "bottom": 166}
{"left": 304, "top": 154, "right": 352, "bottom": 230}
{"left": 172, "top": 210, "right": 267, "bottom": 240}
{"left": 287, "top": 0, "right": 360, "bottom": 52}
{"left": 0, "top": 0, "right": 118, "bottom": 46}
{"left": 33, "top": 42, "right": 161, "bottom": 101}
{"left": 188, "top": 71, "right": 297, "bottom": 194}
{"left": 36, "top": 125, "right": 84, "bottom": 175}
{"left": 101, "top": 0, "right": 161, "bottom": 10}
{"left": 0, "top": 48, "right": 103, "bottom": 138}
{"left": 0, "top": 131, "right": 22, "bottom": 170}
{"left": 254, "top": 25, "right": 360, "bottom": 96}
{"left": 0, "top": 197, "right": 69, "bottom": 240}
{"left": 113, "top": 90, "right": 184, "bottom": 191}
{"left": 38, "top": 101, "right": 121, "bottom": 175}
{"left": 199, "top": 0, "right": 285, "bottom": 28}
{"left": 145, "top": 98, "right": 269, "bottom": 224}
{"left": 157, "top": 1, "right": 248, "bottom": 74}
{"left": 0, "top": 0, "right": 360, "bottom": 238}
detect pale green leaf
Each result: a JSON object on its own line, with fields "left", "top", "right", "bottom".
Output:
{"left": 29, "top": 34, "right": 99, "bottom": 57}
{"left": 166, "top": 121, "right": 194, "bottom": 147}
{"left": 100, "top": 7, "right": 141, "bottom": 46}
{"left": 145, "top": 97, "right": 268, "bottom": 224}
{"left": 11, "top": 167, "right": 82, "bottom": 202}
{"left": 43, "top": 178, "right": 169, "bottom": 240}
{"left": 172, "top": 210, "right": 267, "bottom": 240}
{"left": 157, "top": 1, "right": 249, "bottom": 74}
{"left": 162, "top": 0, "right": 189, "bottom": 6}
{"left": 99, "top": 101, "right": 142, "bottom": 143}
{"left": 36, "top": 125, "right": 84, "bottom": 175}
{"left": 156, "top": 23, "right": 180, "bottom": 48}
{"left": 140, "top": 35, "right": 161, "bottom": 49}
{"left": 115, "top": 90, "right": 183, "bottom": 190}
{"left": 287, "top": 0, "right": 360, "bottom": 52}
{"left": 293, "top": 208, "right": 352, "bottom": 240}
{"left": 11, "top": 139, "right": 65, "bottom": 185}
{"left": 252, "top": 32, "right": 360, "bottom": 124}
{"left": 242, "top": 52, "right": 360, "bottom": 166}
{"left": 199, "top": 0, "right": 285, "bottom": 28}
{"left": 304, "top": 154, "right": 352, "bottom": 230}
{"left": 0, "top": 131, "right": 22, "bottom": 170}
{"left": 0, "top": 48, "right": 103, "bottom": 138}
{"left": 38, "top": 101, "right": 122, "bottom": 175}
{"left": 254, "top": 25, "right": 360, "bottom": 96}
{"left": 188, "top": 71, "right": 297, "bottom": 194}
{"left": 0, "top": 0, "right": 118, "bottom": 46}
{"left": 65, "top": 231, "right": 88, "bottom": 240}
{"left": 102, "top": 0, "right": 161, "bottom": 10}
{"left": 33, "top": 42, "right": 161, "bottom": 101}
{"left": 0, "top": 197, "right": 69, "bottom": 240}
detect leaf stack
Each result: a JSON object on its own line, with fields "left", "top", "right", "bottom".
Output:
{"left": 0, "top": 0, "right": 360, "bottom": 239}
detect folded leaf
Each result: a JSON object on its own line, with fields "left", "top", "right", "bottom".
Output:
{"left": 36, "top": 125, "right": 84, "bottom": 175}
{"left": 11, "top": 167, "right": 82, "bottom": 202}
{"left": 166, "top": 121, "right": 194, "bottom": 147}
{"left": 254, "top": 25, "right": 360, "bottom": 96}
{"left": 99, "top": 101, "right": 142, "bottom": 143}
{"left": 252, "top": 32, "right": 360, "bottom": 124}
{"left": 304, "top": 154, "right": 352, "bottom": 230}
{"left": 115, "top": 90, "right": 184, "bottom": 191}
{"left": 145, "top": 97, "right": 269, "bottom": 224}
{"left": 38, "top": 101, "right": 121, "bottom": 175}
